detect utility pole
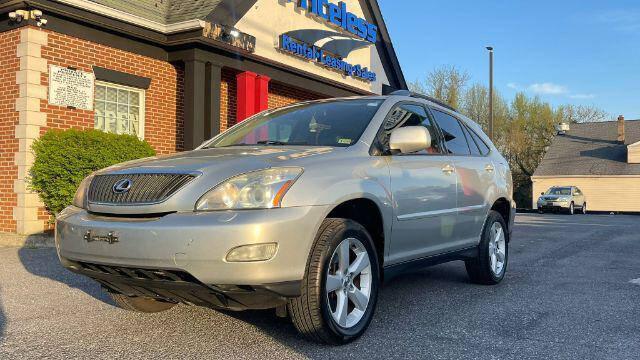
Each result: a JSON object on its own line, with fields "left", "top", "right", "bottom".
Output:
{"left": 486, "top": 46, "right": 494, "bottom": 141}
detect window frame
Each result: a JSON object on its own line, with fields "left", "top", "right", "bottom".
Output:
{"left": 461, "top": 122, "right": 491, "bottom": 157}
{"left": 463, "top": 122, "right": 492, "bottom": 157}
{"left": 94, "top": 80, "right": 146, "bottom": 139}
{"left": 372, "top": 101, "right": 446, "bottom": 156}
{"left": 428, "top": 107, "right": 473, "bottom": 157}
{"left": 427, "top": 106, "right": 492, "bottom": 158}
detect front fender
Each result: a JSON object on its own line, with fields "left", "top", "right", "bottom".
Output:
{"left": 281, "top": 157, "right": 393, "bottom": 256}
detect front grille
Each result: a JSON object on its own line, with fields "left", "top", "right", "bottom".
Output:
{"left": 88, "top": 173, "right": 195, "bottom": 205}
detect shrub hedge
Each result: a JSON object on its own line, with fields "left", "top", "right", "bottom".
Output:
{"left": 29, "top": 129, "right": 156, "bottom": 216}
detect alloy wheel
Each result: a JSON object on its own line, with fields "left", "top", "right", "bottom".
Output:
{"left": 325, "top": 237, "right": 372, "bottom": 329}
{"left": 488, "top": 222, "right": 506, "bottom": 276}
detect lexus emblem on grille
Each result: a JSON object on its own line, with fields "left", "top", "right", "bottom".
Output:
{"left": 112, "top": 179, "right": 133, "bottom": 194}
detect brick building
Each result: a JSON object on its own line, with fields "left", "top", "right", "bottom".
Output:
{"left": 0, "top": 0, "right": 406, "bottom": 234}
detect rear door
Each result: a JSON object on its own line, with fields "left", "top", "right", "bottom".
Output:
{"left": 385, "top": 103, "right": 459, "bottom": 264}
{"left": 430, "top": 109, "right": 495, "bottom": 248}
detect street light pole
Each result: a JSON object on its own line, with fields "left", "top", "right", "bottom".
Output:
{"left": 486, "top": 46, "right": 494, "bottom": 141}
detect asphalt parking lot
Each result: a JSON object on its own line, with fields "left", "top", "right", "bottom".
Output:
{"left": 0, "top": 213, "right": 639, "bottom": 359}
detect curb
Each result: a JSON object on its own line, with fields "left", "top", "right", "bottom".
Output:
{"left": 0, "top": 232, "right": 55, "bottom": 248}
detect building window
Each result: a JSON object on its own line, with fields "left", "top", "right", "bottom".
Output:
{"left": 94, "top": 81, "right": 145, "bottom": 138}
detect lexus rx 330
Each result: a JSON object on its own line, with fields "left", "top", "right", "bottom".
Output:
{"left": 56, "top": 91, "right": 516, "bottom": 344}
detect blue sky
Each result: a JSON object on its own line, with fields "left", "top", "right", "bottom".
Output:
{"left": 378, "top": 0, "right": 640, "bottom": 119}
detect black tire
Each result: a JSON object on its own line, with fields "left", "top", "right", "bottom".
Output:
{"left": 538, "top": 209, "right": 544, "bottom": 214}
{"left": 465, "top": 210, "right": 509, "bottom": 285}
{"left": 582, "top": 203, "right": 587, "bottom": 215}
{"left": 288, "top": 218, "right": 380, "bottom": 345}
{"left": 108, "top": 292, "right": 176, "bottom": 313}
{"left": 568, "top": 202, "right": 575, "bottom": 215}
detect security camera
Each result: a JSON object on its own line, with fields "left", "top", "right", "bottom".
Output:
{"left": 37, "top": 18, "right": 48, "bottom": 27}
{"left": 9, "top": 11, "right": 24, "bottom": 22}
{"left": 31, "top": 9, "right": 43, "bottom": 19}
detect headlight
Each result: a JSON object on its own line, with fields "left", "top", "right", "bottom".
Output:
{"left": 195, "top": 167, "right": 303, "bottom": 211}
{"left": 72, "top": 175, "right": 94, "bottom": 209}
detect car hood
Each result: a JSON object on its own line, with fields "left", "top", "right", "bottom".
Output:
{"left": 99, "top": 146, "right": 338, "bottom": 176}
{"left": 87, "top": 146, "right": 339, "bottom": 214}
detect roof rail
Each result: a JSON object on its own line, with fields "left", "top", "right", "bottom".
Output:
{"left": 389, "top": 90, "right": 457, "bottom": 112}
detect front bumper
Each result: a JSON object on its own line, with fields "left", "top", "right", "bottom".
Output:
{"left": 55, "top": 205, "right": 329, "bottom": 308}
{"left": 537, "top": 201, "right": 570, "bottom": 210}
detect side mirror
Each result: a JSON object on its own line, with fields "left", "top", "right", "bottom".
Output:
{"left": 389, "top": 126, "right": 431, "bottom": 154}
{"left": 541, "top": 192, "right": 545, "bottom": 196}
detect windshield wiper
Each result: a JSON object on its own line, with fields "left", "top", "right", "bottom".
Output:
{"left": 257, "top": 140, "right": 308, "bottom": 146}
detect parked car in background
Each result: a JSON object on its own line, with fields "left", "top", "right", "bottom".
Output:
{"left": 537, "top": 186, "right": 587, "bottom": 215}
{"left": 55, "top": 91, "right": 515, "bottom": 344}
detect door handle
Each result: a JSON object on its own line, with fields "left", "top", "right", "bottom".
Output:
{"left": 484, "top": 164, "right": 495, "bottom": 172}
{"left": 442, "top": 164, "right": 455, "bottom": 175}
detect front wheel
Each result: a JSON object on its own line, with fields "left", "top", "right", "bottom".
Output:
{"left": 465, "top": 210, "right": 509, "bottom": 285}
{"left": 568, "top": 202, "right": 575, "bottom": 215}
{"left": 582, "top": 203, "right": 587, "bottom": 214}
{"left": 288, "top": 218, "right": 380, "bottom": 344}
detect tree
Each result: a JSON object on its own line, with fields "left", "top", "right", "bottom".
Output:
{"left": 409, "top": 65, "right": 470, "bottom": 109}
{"left": 556, "top": 104, "right": 609, "bottom": 123}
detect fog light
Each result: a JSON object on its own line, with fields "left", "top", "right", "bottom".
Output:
{"left": 226, "top": 243, "right": 278, "bottom": 262}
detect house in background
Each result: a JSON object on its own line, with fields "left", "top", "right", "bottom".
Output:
{"left": 532, "top": 116, "right": 640, "bottom": 212}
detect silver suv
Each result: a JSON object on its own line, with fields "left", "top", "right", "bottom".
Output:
{"left": 56, "top": 92, "right": 515, "bottom": 344}
{"left": 537, "top": 186, "right": 587, "bottom": 215}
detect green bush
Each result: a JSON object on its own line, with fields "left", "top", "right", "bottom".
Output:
{"left": 30, "top": 129, "right": 156, "bottom": 216}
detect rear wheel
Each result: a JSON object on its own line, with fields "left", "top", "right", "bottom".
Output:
{"left": 288, "top": 218, "right": 380, "bottom": 344}
{"left": 108, "top": 292, "right": 176, "bottom": 313}
{"left": 582, "top": 202, "right": 587, "bottom": 214}
{"left": 465, "top": 210, "right": 508, "bottom": 285}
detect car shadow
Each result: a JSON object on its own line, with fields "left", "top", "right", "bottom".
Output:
{"left": 17, "top": 243, "right": 489, "bottom": 354}
{"left": 221, "top": 262, "right": 477, "bottom": 353}
{"left": 17, "top": 243, "right": 112, "bottom": 305}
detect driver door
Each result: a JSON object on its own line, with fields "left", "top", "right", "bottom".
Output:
{"left": 385, "top": 103, "right": 459, "bottom": 265}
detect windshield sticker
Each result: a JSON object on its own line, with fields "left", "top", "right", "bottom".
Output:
{"left": 337, "top": 138, "right": 352, "bottom": 145}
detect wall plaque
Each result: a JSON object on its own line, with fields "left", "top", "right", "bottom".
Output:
{"left": 48, "top": 65, "right": 95, "bottom": 110}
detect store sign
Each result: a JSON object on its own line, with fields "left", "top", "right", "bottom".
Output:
{"left": 279, "top": 34, "right": 376, "bottom": 82}
{"left": 285, "top": 0, "right": 378, "bottom": 43}
{"left": 48, "top": 65, "right": 95, "bottom": 110}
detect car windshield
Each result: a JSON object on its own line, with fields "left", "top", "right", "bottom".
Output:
{"left": 206, "top": 99, "right": 383, "bottom": 148}
{"left": 546, "top": 187, "right": 572, "bottom": 195}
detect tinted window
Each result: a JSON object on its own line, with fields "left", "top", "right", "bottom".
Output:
{"left": 468, "top": 127, "right": 490, "bottom": 155}
{"left": 431, "top": 109, "right": 471, "bottom": 155}
{"left": 547, "top": 187, "right": 572, "bottom": 196}
{"left": 383, "top": 104, "right": 443, "bottom": 154}
{"left": 208, "top": 99, "right": 383, "bottom": 148}
{"left": 461, "top": 125, "right": 482, "bottom": 156}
